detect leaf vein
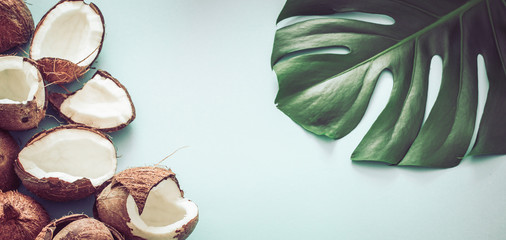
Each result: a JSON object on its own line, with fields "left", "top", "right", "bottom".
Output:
{"left": 389, "top": 0, "right": 439, "bottom": 18}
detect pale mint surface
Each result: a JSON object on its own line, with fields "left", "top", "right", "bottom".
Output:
{"left": 10, "top": 1, "right": 506, "bottom": 239}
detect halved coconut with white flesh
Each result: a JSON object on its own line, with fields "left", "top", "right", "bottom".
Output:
{"left": 30, "top": 0, "right": 105, "bottom": 84}
{"left": 0, "top": 190, "right": 51, "bottom": 240}
{"left": 0, "top": 56, "right": 46, "bottom": 131}
{"left": 49, "top": 70, "right": 136, "bottom": 132}
{"left": 0, "top": 0, "right": 34, "bottom": 53}
{"left": 35, "top": 214, "right": 124, "bottom": 240}
{"left": 15, "top": 125, "right": 117, "bottom": 201}
{"left": 0, "top": 130, "right": 20, "bottom": 191}
{"left": 95, "top": 167, "right": 199, "bottom": 240}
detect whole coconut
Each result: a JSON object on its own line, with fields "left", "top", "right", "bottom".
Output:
{"left": 0, "top": 0, "right": 34, "bottom": 53}
{"left": 0, "top": 190, "right": 50, "bottom": 240}
{"left": 0, "top": 130, "right": 20, "bottom": 191}
{"left": 35, "top": 214, "right": 124, "bottom": 240}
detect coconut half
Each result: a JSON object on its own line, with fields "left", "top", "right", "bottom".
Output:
{"left": 49, "top": 70, "right": 136, "bottom": 132}
{"left": 35, "top": 214, "right": 124, "bottom": 240}
{"left": 30, "top": 0, "right": 105, "bottom": 84}
{"left": 15, "top": 125, "right": 117, "bottom": 201}
{"left": 0, "top": 130, "right": 20, "bottom": 191}
{"left": 95, "top": 167, "right": 199, "bottom": 240}
{"left": 0, "top": 190, "right": 51, "bottom": 240}
{"left": 0, "top": 0, "right": 34, "bottom": 53}
{"left": 0, "top": 55, "right": 46, "bottom": 131}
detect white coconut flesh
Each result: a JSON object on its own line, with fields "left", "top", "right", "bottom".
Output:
{"left": 18, "top": 128, "right": 116, "bottom": 186}
{"left": 60, "top": 74, "right": 133, "bottom": 129}
{"left": 126, "top": 179, "right": 198, "bottom": 239}
{"left": 0, "top": 56, "right": 43, "bottom": 105}
{"left": 30, "top": 1, "right": 103, "bottom": 66}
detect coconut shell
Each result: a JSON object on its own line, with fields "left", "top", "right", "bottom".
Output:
{"left": 0, "top": 190, "right": 51, "bottom": 240}
{"left": 94, "top": 167, "right": 179, "bottom": 240}
{"left": 0, "top": 0, "right": 34, "bottom": 53}
{"left": 35, "top": 214, "right": 124, "bottom": 240}
{"left": 0, "top": 99, "right": 46, "bottom": 130}
{"left": 30, "top": 0, "right": 105, "bottom": 84}
{"left": 174, "top": 215, "right": 200, "bottom": 240}
{"left": 0, "top": 130, "right": 20, "bottom": 191}
{"left": 14, "top": 124, "right": 115, "bottom": 202}
{"left": 0, "top": 57, "right": 47, "bottom": 131}
{"left": 94, "top": 167, "right": 198, "bottom": 240}
{"left": 49, "top": 70, "right": 136, "bottom": 132}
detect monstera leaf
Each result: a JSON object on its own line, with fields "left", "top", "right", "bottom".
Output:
{"left": 271, "top": 0, "right": 506, "bottom": 167}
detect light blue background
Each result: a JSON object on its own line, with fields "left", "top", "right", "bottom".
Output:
{"left": 10, "top": 0, "right": 506, "bottom": 239}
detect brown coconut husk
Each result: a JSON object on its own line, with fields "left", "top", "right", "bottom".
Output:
{"left": 0, "top": 190, "right": 51, "bottom": 240}
{"left": 0, "top": 0, "right": 34, "bottom": 53}
{"left": 49, "top": 70, "right": 137, "bottom": 132}
{"left": 36, "top": 57, "right": 89, "bottom": 84}
{"left": 35, "top": 214, "right": 124, "bottom": 240}
{"left": 94, "top": 181, "right": 136, "bottom": 240}
{"left": 14, "top": 124, "right": 115, "bottom": 202}
{"left": 0, "top": 130, "right": 20, "bottom": 191}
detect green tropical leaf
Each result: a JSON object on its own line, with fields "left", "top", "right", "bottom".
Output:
{"left": 271, "top": 0, "right": 506, "bottom": 167}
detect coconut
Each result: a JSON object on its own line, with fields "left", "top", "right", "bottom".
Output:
{"left": 35, "top": 214, "right": 124, "bottom": 240}
{"left": 0, "top": 56, "right": 46, "bottom": 131}
{"left": 0, "top": 190, "right": 51, "bottom": 240}
{"left": 94, "top": 167, "right": 199, "bottom": 240}
{"left": 30, "top": 0, "right": 105, "bottom": 84}
{"left": 49, "top": 70, "right": 136, "bottom": 132}
{"left": 0, "top": 130, "right": 20, "bottom": 191}
{"left": 0, "top": 0, "right": 34, "bottom": 53}
{"left": 15, "top": 125, "right": 117, "bottom": 201}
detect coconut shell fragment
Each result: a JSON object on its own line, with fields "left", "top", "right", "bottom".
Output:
{"left": 0, "top": 0, "right": 34, "bottom": 53}
{"left": 0, "top": 190, "right": 51, "bottom": 240}
{"left": 95, "top": 167, "right": 199, "bottom": 240}
{"left": 35, "top": 214, "right": 124, "bottom": 240}
{"left": 15, "top": 125, "right": 117, "bottom": 201}
{"left": 0, "top": 130, "right": 20, "bottom": 191}
{"left": 0, "top": 56, "right": 46, "bottom": 131}
{"left": 36, "top": 57, "right": 89, "bottom": 84}
{"left": 49, "top": 70, "right": 136, "bottom": 132}
{"left": 30, "top": 0, "right": 105, "bottom": 84}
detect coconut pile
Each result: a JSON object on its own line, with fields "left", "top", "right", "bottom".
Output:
{"left": 0, "top": 0, "right": 198, "bottom": 239}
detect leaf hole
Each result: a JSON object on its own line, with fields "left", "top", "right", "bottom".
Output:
{"left": 277, "top": 46, "right": 351, "bottom": 64}
{"left": 361, "top": 69, "right": 393, "bottom": 129}
{"left": 466, "top": 54, "right": 489, "bottom": 155}
{"left": 424, "top": 55, "right": 443, "bottom": 124}
{"left": 277, "top": 11, "right": 395, "bottom": 29}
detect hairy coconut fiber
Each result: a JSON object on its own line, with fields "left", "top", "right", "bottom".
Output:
{"left": 0, "top": 190, "right": 50, "bottom": 240}
{"left": 0, "top": 0, "right": 34, "bottom": 53}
